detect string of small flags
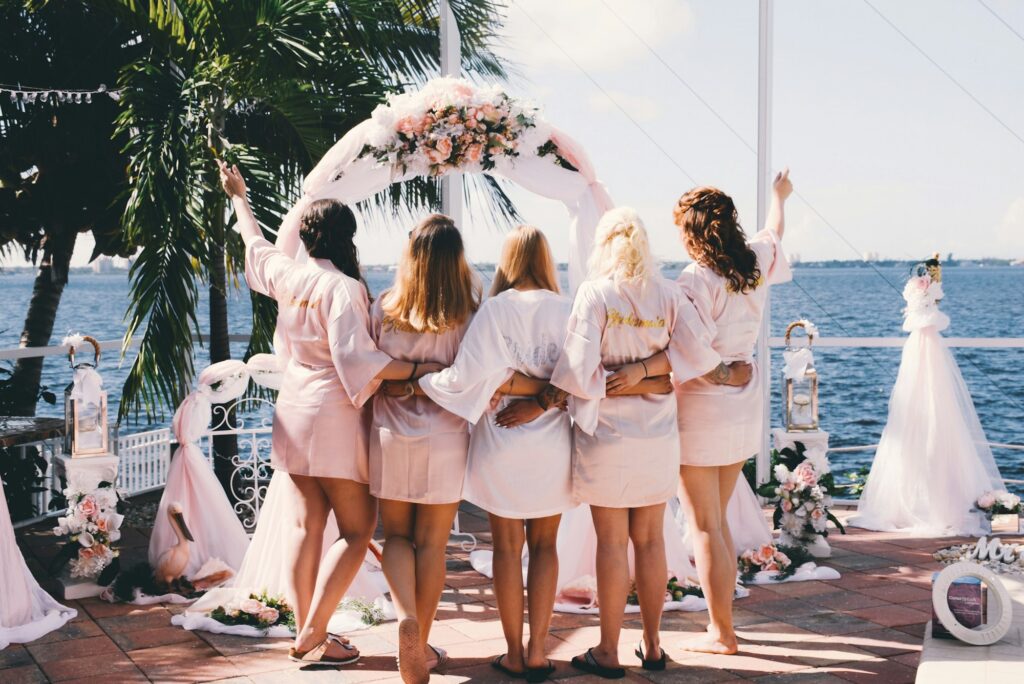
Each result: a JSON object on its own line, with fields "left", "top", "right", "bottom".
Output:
{"left": 1, "top": 84, "right": 123, "bottom": 105}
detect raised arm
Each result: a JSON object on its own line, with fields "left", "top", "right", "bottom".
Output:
{"left": 764, "top": 168, "right": 793, "bottom": 239}
{"left": 218, "top": 161, "right": 263, "bottom": 244}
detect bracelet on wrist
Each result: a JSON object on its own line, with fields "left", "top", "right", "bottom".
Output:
{"left": 407, "top": 362, "right": 418, "bottom": 381}
{"left": 640, "top": 360, "right": 649, "bottom": 379}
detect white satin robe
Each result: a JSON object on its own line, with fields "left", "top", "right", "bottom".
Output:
{"left": 421, "top": 288, "right": 574, "bottom": 519}
{"left": 550, "top": 276, "right": 721, "bottom": 508}
{"left": 244, "top": 236, "right": 390, "bottom": 480}
{"left": 675, "top": 229, "right": 791, "bottom": 466}
{"left": 368, "top": 297, "right": 470, "bottom": 505}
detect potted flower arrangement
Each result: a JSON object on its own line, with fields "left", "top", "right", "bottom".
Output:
{"left": 748, "top": 441, "right": 845, "bottom": 557}
{"left": 975, "top": 490, "right": 1023, "bottom": 534}
{"left": 50, "top": 480, "right": 127, "bottom": 584}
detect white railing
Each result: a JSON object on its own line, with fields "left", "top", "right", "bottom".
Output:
{"left": 118, "top": 428, "right": 172, "bottom": 495}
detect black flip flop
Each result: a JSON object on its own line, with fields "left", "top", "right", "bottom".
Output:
{"left": 491, "top": 654, "right": 526, "bottom": 680}
{"left": 635, "top": 641, "right": 666, "bottom": 671}
{"left": 525, "top": 659, "right": 556, "bottom": 683}
{"left": 570, "top": 648, "right": 625, "bottom": 680}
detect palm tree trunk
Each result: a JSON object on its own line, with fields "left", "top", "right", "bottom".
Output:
{"left": 206, "top": 165, "right": 238, "bottom": 497}
{"left": 8, "top": 229, "right": 78, "bottom": 416}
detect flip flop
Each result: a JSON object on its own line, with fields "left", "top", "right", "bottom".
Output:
{"left": 635, "top": 641, "right": 666, "bottom": 671}
{"left": 288, "top": 633, "right": 360, "bottom": 667}
{"left": 570, "top": 648, "right": 625, "bottom": 680}
{"left": 525, "top": 658, "right": 556, "bottom": 683}
{"left": 397, "top": 617, "right": 427, "bottom": 684}
{"left": 491, "top": 654, "right": 526, "bottom": 679}
{"left": 427, "top": 644, "right": 449, "bottom": 671}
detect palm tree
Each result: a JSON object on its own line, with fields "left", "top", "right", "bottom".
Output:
{"left": 0, "top": 1, "right": 139, "bottom": 416}
{"left": 103, "top": 1, "right": 514, "bottom": 488}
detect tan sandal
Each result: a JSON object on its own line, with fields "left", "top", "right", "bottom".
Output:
{"left": 288, "top": 633, "right": 360, "bottom": 667}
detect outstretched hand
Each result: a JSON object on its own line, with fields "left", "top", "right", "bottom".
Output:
{"left": 217, "top": 160, "right": 247, "bottom": 200}
{"left": 772, "top": 168, "right": 792, "bottom": 201}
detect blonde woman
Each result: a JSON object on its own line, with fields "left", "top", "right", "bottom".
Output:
{"left": 219, "top": 162, "right": 442, "bottom": 667}
{"left": 671, "top": 171, "right": 792, "bottom": 655}
{"left": 541, "top": 208, "right": 737, "bottom": 678}
{"left": 368, "top": 214, "right": 478, "bottom": 684}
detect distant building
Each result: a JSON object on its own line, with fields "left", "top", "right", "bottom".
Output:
{"left": 91, "top": 256, "right": 114, "bottom": 274}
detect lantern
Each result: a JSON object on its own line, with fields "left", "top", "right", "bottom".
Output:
{"left": 63, "top": 335, "right": 111, "bottom": 457}
{"left": 782, "top": 321, "right": 819, "bottom": 432}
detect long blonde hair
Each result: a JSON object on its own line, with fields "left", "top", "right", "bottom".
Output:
{"left": 382, "top": 214, "right": 480, "bottom": 333}
{"left": 587, "top": 207, "right": 658, "bottom": 284}
{"left": 489, "top": 225, "right": 560, "bottom": 296}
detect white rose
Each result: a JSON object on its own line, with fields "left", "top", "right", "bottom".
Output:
{"left": 774, "top": 464, "right": 789, "bottom": 481}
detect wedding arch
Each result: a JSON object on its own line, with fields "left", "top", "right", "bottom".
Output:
{"left": 273, "top": 77, "right": 613, "bottom": 291}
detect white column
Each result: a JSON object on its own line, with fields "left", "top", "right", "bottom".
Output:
{"left": 755, "top": 0, "right": 774, "bottom": 488}
{"left": 439, "top": 0, "right": 464, "bottom": 228}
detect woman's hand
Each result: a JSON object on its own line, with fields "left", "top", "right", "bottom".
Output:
{"left": 494, "top": 398, "right": 546, "bottom": 429}
{"left": 605, "top": 362, "right": 646, "bottom": 394}
{"left": 704, "top": 361, "right": 754, "bottom": 387}
{"left": 217, "top": 160, "right": 247, "bottom": 200}
{"left": 379, "top": 380, "right": 415, "bottom": 397}
{"left": 772, "top": 168, "right": 792, "bottom": 202}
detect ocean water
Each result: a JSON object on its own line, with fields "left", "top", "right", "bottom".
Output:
{"left": 1, "top": 264, "right": 1021, "bottom": 491}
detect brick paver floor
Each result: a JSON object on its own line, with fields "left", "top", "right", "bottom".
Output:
{"left": 7, "top": 503, "right": 1001, "bottom": 683}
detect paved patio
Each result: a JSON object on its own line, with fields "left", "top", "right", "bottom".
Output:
{"left": 5, "top": 504, "right": 1001, "bottom": 684}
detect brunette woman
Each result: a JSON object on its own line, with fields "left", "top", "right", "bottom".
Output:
{"left": 672, "top": 170, "right": 793, "bottom": 654}
{"left": 219, "top": 162, "right": 441, "bottom": 667}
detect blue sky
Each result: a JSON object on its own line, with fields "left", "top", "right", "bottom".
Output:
{"left": 18, "top": 0, "right": 1024, "bottom": 268}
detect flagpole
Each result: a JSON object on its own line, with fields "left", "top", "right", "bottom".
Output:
{"left": 755, "top": 0, "right": 774, "bottom": 488}
{"left": 439, "top": 0, "right": 463, "bottom": 227}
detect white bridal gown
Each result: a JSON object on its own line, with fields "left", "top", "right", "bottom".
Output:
{"left": 1, "top": 477, "right": 77, "bottom": 648}
{"left": 851, "top": 280, "right": 1004, "bottom": 537}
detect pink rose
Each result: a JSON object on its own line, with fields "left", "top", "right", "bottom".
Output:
{"left": 240, "top": 598, "right": 264, "bottom": 615}
{"left": 978, "top": 493, "right": 996, "bottom": 509}
{"left": 781, "top": 499, "right": 793, "bottom": 512}
{"left": 396, "top": 116, "right": 419, "bottom": 137}
{"left": 480, "top": 103, "right": 499, "bottom": 122}
{"left": 763, "top": 561, "right": 779, "bottom": 572}
{"left": 257, "top": 607, "right": 280, "bottom": 624}
{"left": 793, "top": 462, "right": 818, "bottom": 487}
{"left": 96, "top": 516, "right": 109, "bottom": 532}
{"left": 465, "top": 144, "right": 483, "bottom": 163}
{"left": 78, "top": 496, "right": 98, "bottom": 518}
{"left": 781, "top": 481, "right": 796, "bottom": 492}
{"left": 465, "top": 107, "right": 477, "bottom": 120}
{"left": 810, "top": 508, "right": 824, "bottom": 521}
{"left": 435, "top": 137, "right": 453, "bottom": 159}
{"left": 774, "top": 552, "right": 790, "bottom": 566}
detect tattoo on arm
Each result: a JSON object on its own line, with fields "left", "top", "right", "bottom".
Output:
{"left": 706, "top": 362, "right": 730, "bottom": 385}
{"left": 536, "top": 384, "right": 568, "bottom": 411}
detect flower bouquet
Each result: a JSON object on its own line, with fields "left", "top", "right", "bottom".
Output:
{"left": 360, "top": 77, "right": 573, "bottom": 177}
{"left": 627, "top": 575, "right": 704, "bottom": 606}
{"left": 738, "top": 543, "right": 813, "bottom": 583}
{"left": 51, "top": 480, "right": 127, "bottom": 583}
{"left": 975, "top": 490, "right": 1023, "bottom": 534}
{"left": 749, "top": 442, "right": 846, "bottom": 553}
{"left": 210, "top": 592, "right": 295, "bottom": 633}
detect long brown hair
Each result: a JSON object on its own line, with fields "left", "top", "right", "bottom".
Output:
{"left": 489, "top": 225, "right": 560, "bottom": 296}
{"left": 382, "top": 214, "right": 480, "bottom": 333}
{"left": 673, "top": 187, "right": 761, "bottom": 294}
{"left": 299, "top": 199, "right": 366, "bottom": 288}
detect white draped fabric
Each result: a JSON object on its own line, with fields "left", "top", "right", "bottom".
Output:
{"left": 851, "top": 287, "right": 1004, "bottom": 536}
{"left": 175, "top": 471, "right": 392, "bottom": 636}
{"left": 272, "top": 119, "right": 612, "bottom": 292}
{"left": 0, "top": 477, "right": 76, "bottom": 648}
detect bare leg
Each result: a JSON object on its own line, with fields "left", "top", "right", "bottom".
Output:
{"left": 525, "top": 514, "right": 561, "bottom": 670}
{"left": 285, "top": 474, "right": 329, "bottom": 638}
{"left": 489, "top": 514, "right": 527, "bottom": 673}
{"left": 380, "top": 500, "right": 425, "bottom": 684}
{"left": 588, "top": 506, "right": 630, "bottom": 668}
{"left": 718, "top": 469, "right": 742, "bottom": 560}
{"left": 413, "top": 502, "right": 460, "bottom": 664}
{"left": 294, "top": 478, "right": 378, "bottom": 659}
{"left": 629, "top": 503, "right": 667, "bottom": 660}
{"left": 678, "top": 464, "right": 742, "bottom": 655}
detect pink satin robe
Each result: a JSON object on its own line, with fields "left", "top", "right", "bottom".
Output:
{"left": 244, "top": 236, "right": 391, "bottom": 480}
{"left": 367, "top": 297, "right": 471, "bottom": 504}
{"left": 675, "top": 229, "right": 792, "bottom": 466}
{"left": 551, "top": 276, "right": 720, "bottom": 508}
{"left": 421, "top": 288, "right": 574, "bottom": 519}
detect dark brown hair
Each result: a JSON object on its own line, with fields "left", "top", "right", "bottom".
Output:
{"left": 674, "top": 187, "right": 761, "bottom": 294}
{"left": 382, "top": 214, "right": 480, "bottom": 333}
{"left": 299, "top": 199, "right": 365, "bottom": 287}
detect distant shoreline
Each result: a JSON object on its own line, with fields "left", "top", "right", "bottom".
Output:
{"left": 1, "top": 258, "right": 1020, "bottom": 276}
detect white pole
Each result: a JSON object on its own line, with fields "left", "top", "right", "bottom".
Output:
{"left": 755, "top": 0, "right": 774, "bottom": 488}
{"left": 439, "top": 0, "right": 463, "bottom": 228}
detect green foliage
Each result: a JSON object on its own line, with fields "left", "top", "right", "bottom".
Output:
{"left": 0, "top": 444, "right": 49, "bottom": 521}
{"left": 340, "top": 598, "right": 386, "bottom": 626}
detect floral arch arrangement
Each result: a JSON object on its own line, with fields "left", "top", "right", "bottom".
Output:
{"left": 275, "top": 77, "right": 613, "bottom": 290}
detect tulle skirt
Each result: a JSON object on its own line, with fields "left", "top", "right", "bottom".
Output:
{"left": 851, "top": 327, "right": 1003, "bottom": 537}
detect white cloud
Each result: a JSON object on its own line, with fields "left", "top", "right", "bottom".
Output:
{"left": 501, "top": 0, "right": 694, "bottom": 73}
{"left": 587, "top": 90, "right": 663, "bottom": 122}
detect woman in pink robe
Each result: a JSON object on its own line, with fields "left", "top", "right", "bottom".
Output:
{"left": 542, "top": 208, "right": 734, "bottom": 678}
{"left": 220, "top": 163, "right": 441, "bottom": 667}
{"left": 368, "top": 214, "right": 479, "bottom": 684}
{"left": 671, "top": 170, "right": 793, "bottom": 655}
